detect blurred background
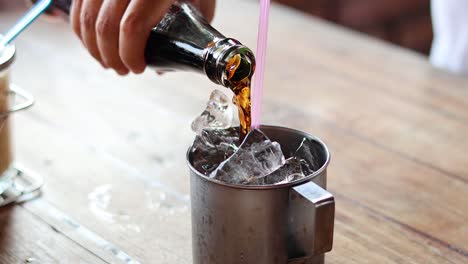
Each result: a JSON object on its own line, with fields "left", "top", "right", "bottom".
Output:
{"left": 274, "top": 0, "right": 432, "bottom": 54}
{"left": 1, "top": 0, "right": 434, "bottom": 55}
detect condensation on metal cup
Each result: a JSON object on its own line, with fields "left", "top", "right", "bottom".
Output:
{"left": 0, "top": 40, "right": 42, "bottom": 207}
{"left": 187, "top": 126, "right": 335, "bottom": 264}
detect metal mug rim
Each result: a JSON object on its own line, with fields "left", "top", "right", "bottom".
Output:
{"left": 186, "top": 125, "right": 331, "bottom": 190}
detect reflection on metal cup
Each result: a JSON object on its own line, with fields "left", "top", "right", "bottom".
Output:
{"left": 187, "top": 126, "right": 335, "bottom": 264}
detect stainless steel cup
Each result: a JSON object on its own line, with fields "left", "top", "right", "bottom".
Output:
{"left": 187, "top": 126, "right": 335, "bottom": 264}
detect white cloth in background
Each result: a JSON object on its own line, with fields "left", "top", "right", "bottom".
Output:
{"left": 430, "top": 0, "right": 468, "bottom": 75}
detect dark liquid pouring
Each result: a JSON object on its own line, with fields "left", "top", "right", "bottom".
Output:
{"left": 225, "top": 54, "right": 253, "bottom": 141}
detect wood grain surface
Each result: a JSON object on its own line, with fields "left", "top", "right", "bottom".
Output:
{"left": 0, "top": 0, "right": 467, "bottom": 263}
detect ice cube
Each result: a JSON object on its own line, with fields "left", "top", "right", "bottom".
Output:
{"left": 294, "top": 138, "right": 320, "bottom": 176}
{"left": 210, "top": 129, "right": 286, "bottom": 184}
{"left": 245, "top": 137, "right": 321, "bottom": 185}
{"left": 191, "top": 90, "right": 234, "bottom": 134}
{"left": 247, "top": 157, "right": 305, "bottom": 185}
{"left": 191, "top": 128, "right": 239, "bottom": 175}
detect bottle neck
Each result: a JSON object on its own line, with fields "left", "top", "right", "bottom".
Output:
{"left": 204, "top": 38, "right": 256, "bottom": 88}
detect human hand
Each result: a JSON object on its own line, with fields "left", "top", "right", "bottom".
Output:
{"left": 71, "top": 0, "right": 216, "bottom": 75}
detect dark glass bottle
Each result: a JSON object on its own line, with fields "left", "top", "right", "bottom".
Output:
{"left": 48, "top": 0, "right": 255, "bottom": 89}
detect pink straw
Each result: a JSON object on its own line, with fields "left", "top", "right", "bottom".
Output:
{"left": 251, "top": 0, "right": 271, "bottom": 129}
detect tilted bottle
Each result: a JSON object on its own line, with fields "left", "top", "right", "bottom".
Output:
{"left": 46, "top": 0, "right": 256, "bottom": 89}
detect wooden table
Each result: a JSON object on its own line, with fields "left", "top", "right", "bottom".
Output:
{"left": 1, "top": 0, "right": 467, "bottom": 263}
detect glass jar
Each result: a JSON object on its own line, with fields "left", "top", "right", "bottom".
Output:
{"left": 0, "top": 43, "right": 16, "bottom": 193}
{"left": 0, "top": 41, "right": 35, "bottom": 195}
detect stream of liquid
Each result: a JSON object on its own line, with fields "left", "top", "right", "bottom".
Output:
{"left": 225, "top": 54, "right": 252, "bottom": 141}
{"left": 225, "top": 0, "right": 271, "bottom": 141}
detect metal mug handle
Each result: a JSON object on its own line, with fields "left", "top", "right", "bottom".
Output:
{"left": 287, "top": 181, "right": 335, "bottom": 262}
{"left": 0, "top": 83, "right": 35, "bottom": 118}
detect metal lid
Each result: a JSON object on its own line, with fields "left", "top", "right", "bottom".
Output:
{"left": 0, "top": 40, "right": 16, "bottom": 72}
